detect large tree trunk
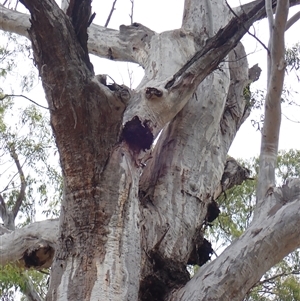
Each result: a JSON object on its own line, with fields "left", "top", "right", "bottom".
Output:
{"left": 1, "top": 0, "right": 300, "bottom": 300}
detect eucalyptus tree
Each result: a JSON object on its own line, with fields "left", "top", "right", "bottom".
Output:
{"left": 0, "top": 1, "right": 300, "bottom": 301}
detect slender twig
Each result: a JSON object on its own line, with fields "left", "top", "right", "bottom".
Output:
{"left": 127, "top": 63, "right": 134, "bottom": 89}
{"left": 256, "top": 269, "right": 300, "bottom": 286}
{"left": 9, "top": 145, "right": 26, "bottom": 218}
{"left": 282, "top": 112, "right": 300, "bottom": 123}
{"left": 0, "top": 94, "right": 49, "bottom": 110}
{"left": 104, "top": 0, "right": 118, "bottom": 28}
{"left": 14, "top": 0, "right": 19, "bottom": 10}
{"left": 225, "top": 0, "right": 270, "bottom": 54}
{"left": 129, "top": 0, "right": 134, "bottom": 24}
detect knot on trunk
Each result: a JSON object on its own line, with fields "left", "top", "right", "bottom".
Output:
{"left": 145, "top": 87, "right": 163, "bottom": 100}
{"left": 221, "top": 157, "right": 253, "bottom": 192}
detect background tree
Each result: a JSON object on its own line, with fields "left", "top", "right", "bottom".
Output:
{"left": 0, "top": 0, "right": 300, "bottom": 301}
{"left": 0, "top": 38, "right": 61, "bottom": 300}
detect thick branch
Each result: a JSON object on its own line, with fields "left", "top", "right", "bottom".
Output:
{"left": 138, "top": 44, "right": 251, "bottom": 294}
{"left": 166, "top": 0, "right": 285, "bottom": 92}
{"left": 256, "top": 0, "right": 289, "bottom": 208}
{"left": 0, "top": 4, "right": 30, "bottom": 37}
{"left": 0, "top": 4, "right": 150, "bottom": 66}
{"left": 169, "top": 179, "right": 300, "bottom": 301}
{"left": 123, "top": 3, "right": 275, "bottom": 140}
{"left": 286, "top": 10, "right": 300, "bottom": 30}
{"left": 0, "top": 219, "right": 58, "bottom": 269}
{"left": 238, "top": 0, "right": 300, "bottom": 16}
{"left": 65, "top": 0, "right": 93, "bottom": 72}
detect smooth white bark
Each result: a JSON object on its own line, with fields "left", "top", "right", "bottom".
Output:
{"left": 256, "top": 0, "right": 289, "bottom": 213}
{"left": 169, "top": 179, "right": 300, "bottom": 301}
{"left": 0, "top": 4, "right": 144, "bottom": 65}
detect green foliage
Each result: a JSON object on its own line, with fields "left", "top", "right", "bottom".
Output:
{"left": 0, "top": 32, "right": 35, "bottom": 92}
{"left": 0, "top": 100, "right": 62, "bottom": 224}
{"left": 286, "top": 43, "right": 300, "bottom": 73}
{"left": 0, "top": 39, "right": 60, "bottom": 301}
{"left": 0, "top": 264, "right": 49, "bottom": 301}
{"left": 276, "top": 149, "right": 300, "bottom": 184}
{"left": 209, "top": 157, "right": 258, "bottom": 244}
{"left": 0, "top": 264, "right": 26, "bottom": 298}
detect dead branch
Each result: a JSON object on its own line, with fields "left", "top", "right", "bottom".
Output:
{"left": 225, "top": 0, "right": 269, "bottom": 54}
{"left": 0, "top": 94, "right": 49, "bottom": 110}
{"left": 129, "top": 0, "right": 134, "bottom": 24}
{"left": 105, "top": 0, "right": 118, "bottom": 27}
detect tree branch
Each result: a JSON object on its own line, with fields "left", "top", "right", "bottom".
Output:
{"left": 138, "top": 42, "right": 252, "bottom": 276}
{"left": 0, "top": 219, "right": 58, "bottom": 269}
{"left": 266, "top": 0, "right": 275, "bottom": 34}
{"left": 65, "top": 0, "right": 93, "bottom": 72}
{"left": 104, "top": 0, "right": 117, "bottom": 27}
{"left": 169, "top": 180, "right": 300, "bottom": 301}
{"left": 0, "top": 94, "right": 49, "bottom": 110}
{"left": 129, "top": 0, "right": 134, "bottom": 24}
{"left": 0, "top": 4, "right": 147, "bottom": 66}
{"left": 225, "top": 0, "right": 269, "bottom": 54}
{"left": 256, "top": 269, "right": 300, "bottom": 287}
{"left": 256, "top": 0, "right": 289, "bottom": 212}
{"left": 238, "top": 0, "right": 300, "bottom": 16}
{"left": 166, "top": 1, "right": 281, "bottom": 92}
{"left": 9, "top": 145, "right": 27, "bottom": 219}
{"left": 286, "top": 10, "right": 300, "bottom": 30}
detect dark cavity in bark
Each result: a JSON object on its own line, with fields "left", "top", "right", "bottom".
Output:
{"left": 121, "top": 116, "right": 154, "bottom": 151}
{"left": 23, "top": 246, "right": 54, "bottom": 269}
{"left": 206, "top": 200, "right": 220, "bottom": 224}
{"left": 139, "top": 251, "right": 190, "bottom": 301}
{"left": 187, "top": 238, "right": 214, "bottom": 266}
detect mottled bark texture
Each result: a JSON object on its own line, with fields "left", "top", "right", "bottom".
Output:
{"left": 1, "top": 0, "right": 300, "bottom": 301}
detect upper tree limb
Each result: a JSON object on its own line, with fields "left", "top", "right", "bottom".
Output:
{"left": 0, "top": 4, "right": 151, "bottom": 66}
